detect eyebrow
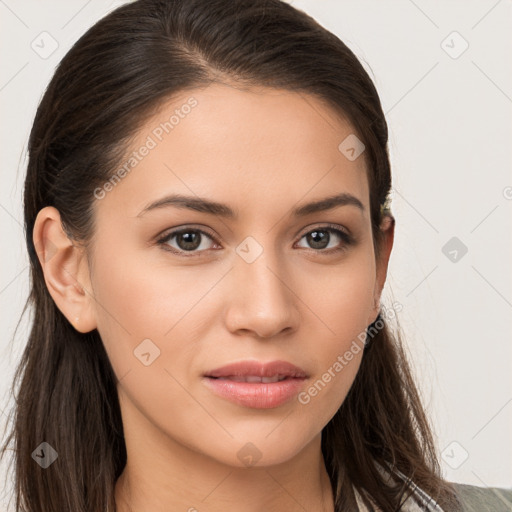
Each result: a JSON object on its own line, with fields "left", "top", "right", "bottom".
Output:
{"left": 137, "top": 192, "right": 365, "bottom": 219}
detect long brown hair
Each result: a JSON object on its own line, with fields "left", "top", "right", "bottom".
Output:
{"left": 1, "top": 0, "right": 462, "bottom": 510}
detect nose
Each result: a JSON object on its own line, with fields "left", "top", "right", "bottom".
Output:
{"left": 223, "top": 250, "right": 300, "bottom": 339}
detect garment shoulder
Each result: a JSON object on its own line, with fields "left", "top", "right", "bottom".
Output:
{"left": 452, "top": 482, "right": 512, "bottom": 512}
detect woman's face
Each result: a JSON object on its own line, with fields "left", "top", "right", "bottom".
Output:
{"left": 69, "top": 83, "right": 392, "bottom": 467}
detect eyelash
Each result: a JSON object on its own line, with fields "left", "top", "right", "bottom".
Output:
{"left": 155, "top": 223, "right": 354, "bottom": 258}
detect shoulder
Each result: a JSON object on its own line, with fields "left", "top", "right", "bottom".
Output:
{"left": 451, "top": 482, "right": 512, "bottom": 512}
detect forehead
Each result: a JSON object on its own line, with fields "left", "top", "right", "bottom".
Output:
{"left": 95, "top": 82, "right": 370, "bottom": 222}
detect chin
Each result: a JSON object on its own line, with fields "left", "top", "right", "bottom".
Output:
{"left": 207, "top": 431, "right": 317, "bottom": 469}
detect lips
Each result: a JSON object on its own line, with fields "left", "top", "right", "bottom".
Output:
{"left": 215, "top": 375, "right": 289, "bottom": 383}
{"left": 204, "top": 360, "right": 308, "bottom": 379}
{"left": 203, "top": 360, "right": 308, "bottom": 409}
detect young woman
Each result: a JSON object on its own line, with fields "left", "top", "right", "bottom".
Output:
{"left": 1, "top": 0, "right": 481, "bottom": 510}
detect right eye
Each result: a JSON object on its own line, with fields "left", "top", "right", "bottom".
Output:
{"left": 156, "top": 226, "right": 221, "bottom": 257}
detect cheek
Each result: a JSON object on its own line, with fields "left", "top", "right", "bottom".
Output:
{"left": 294, "top": 253, "right": 375, "bottom": 421}
{"left": 90, "top": 253, "right": 209, "bottom": 444}
{"left": 90, "top": 237, "right": 183, "bottom": 337}
{"left": 301, "top": 247, "right": 376, "bottom": 332}
{"left": 89, "top": 240, "right": 223, "bottom": 384}
{"left": 297, "top": 320, "right": 366, "bottom": 434}
{"left": 88, "top": 239, "right": 173, "bottom": 375}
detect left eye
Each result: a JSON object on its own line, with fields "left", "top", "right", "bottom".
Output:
{"left": 295, "top": 226, "right": 352, "bottom": 252}
{"left": 156, "top": 225, "right": 352, "bottom": 257}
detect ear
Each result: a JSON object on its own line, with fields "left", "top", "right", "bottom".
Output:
{"left": 368, "top": 214, "right": 395, "bottom": 324}
{"left": 33, "top": 206, "right": 97, "bottom": 333}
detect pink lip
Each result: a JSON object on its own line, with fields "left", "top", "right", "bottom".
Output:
{"left": 205, "top": 360, "right": 308, "bottom": 379}
{"left": 203, "top": 360, "right": 308, "bottom": 409}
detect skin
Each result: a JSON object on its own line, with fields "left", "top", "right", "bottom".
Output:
{"left": 34, "top": 83, "right": 394, "bottom": 512}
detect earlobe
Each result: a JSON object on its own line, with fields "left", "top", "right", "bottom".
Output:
{"left": 33, "top": 206, "right": 97, "bottom": 333}
{"left": 369, "top": 214, "right": 395, "bottom": 323}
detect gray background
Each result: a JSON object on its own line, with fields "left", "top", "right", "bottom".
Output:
{"left": 1, "top": 0, "right": 511, "bottom": 507}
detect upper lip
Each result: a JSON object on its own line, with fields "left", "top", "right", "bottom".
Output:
{"left": 204, "top": 360, "right": 308, "bottom": 379}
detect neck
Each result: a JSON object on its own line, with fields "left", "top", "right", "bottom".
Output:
{"left": 115, "top": 424, "right": 335, "bottom": 512}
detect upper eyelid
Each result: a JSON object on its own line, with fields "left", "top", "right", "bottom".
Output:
{"left": 158, "top": 225, "right": 219, "bottom": 242}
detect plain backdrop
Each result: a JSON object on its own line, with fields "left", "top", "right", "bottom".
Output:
{"left": 1, "top": 0, "right": 511, "bottom": 508}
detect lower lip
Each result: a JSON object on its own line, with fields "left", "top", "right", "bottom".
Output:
{"left": 203, "top": 377, "right": 306, "bottom": 409}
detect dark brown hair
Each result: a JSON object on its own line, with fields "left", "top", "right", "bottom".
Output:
{"left": 1, "top": 0, "right": 462, "bottom": 510}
